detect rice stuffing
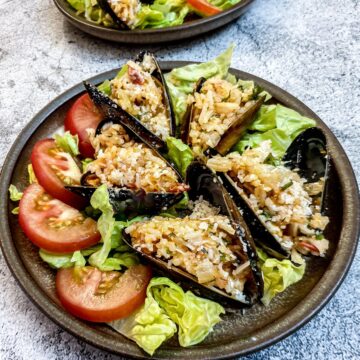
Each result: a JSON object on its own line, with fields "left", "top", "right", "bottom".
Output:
{"left": 126, "top": 199, "right": 252, "bottom": 301}
{"left": 187, "top": 77, "right": 256, "bottom": 155}
{"left": 110, "top": 54, "right": 171, "bottom": 140}
{"left": 87, "top": 124, "right": 187, "bottom": 193}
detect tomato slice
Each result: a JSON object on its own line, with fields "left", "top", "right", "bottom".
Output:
{"left": 64, "top": 93, "right": 103, "bottom": 158}
{"left": 31, "top": 138, "right": 86, "bottom": 209}
{"left": 187, "top": 0, "right": 221, "bottom": 16}
{"left": 56, "top": 265, "right": 152, "bottom": 322}
{"left": 19, "top": 184, "right": 100, "bottom": 253}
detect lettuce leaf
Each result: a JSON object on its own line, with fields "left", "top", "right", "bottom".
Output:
{"left": 97, "top": 79, "right": 111, "bottom": 96}
{"left": 110, "top": 277, "right": 224, "bottom": 355}
{"left": 257, "top": 248, "right": 306, "bottom": 305}
{"left": 54, "top": 131, "right": 80, "bottom": 157}
{"left": 39, "top": 249, "right": 86, "bottom": 269}
{"left": 87, "top": 185, "right": 143, "bottom": 270}
{"left": 88, "top": 185, "right": 117, "bottom": 268}
{"left": 207, "top": 0, "right": 242, "bottom": 10}
{"left": 150, "top": 277, "right": 225, "bottom": 347}
{"left": 110, "top": 280, "right": 177, "bottom": 356}
{"left": 165, "top": 45, "right": 234, "bottom": 125}
{"left": 233, "top": 104, "right": 316, "bottom": 158}
{"left": 67, "top": 0, "right": 85, "bottom": 12}
{"left": 8, "top": 185, "right": 23, "bottom": 201}
{"left": 28, "top": 164, "right": 37, "bottom": 184}
{"left": 135, "top": 0, "right": 189, "bottom": 30}
{"left": 166, "top": 137, "right": 194, "bottom": 177}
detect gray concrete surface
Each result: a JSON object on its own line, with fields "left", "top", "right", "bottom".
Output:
{"left": 0, "top": 0, "right": 359, "bottom": 358}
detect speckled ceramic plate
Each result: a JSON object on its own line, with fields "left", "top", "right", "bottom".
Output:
{"left": 0, "top": 62, "right": 359, "bottom": 359}
{"left": 53, "top": 0, "right": 254, "bottom": 44}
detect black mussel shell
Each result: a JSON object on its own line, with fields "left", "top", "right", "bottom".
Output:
{"left": 219, "top": 173, "right": 290, "bottom": 259}
{"left": 134, "top": 51, "right": 176, "bottom": 138}
{"left": 84, "top": 82, "right": 166, "bottom": 153}
{"left": 123, "top": 160, "right": 263, "bottom": 306}
{"left": 283, "top": 127, "right": 330, "bottom": 214}
{"left": 215, "top": 96, "right": 265, "bottom": 155}
{"left": 96, "top": 0, "right": 130, "bottom": 30}
{"left": 66, "top": 184, "right": 184, "bottom": 217}
{"left": 181, "top": 76, "right": 265, "bottom": 156}
{"left": 283, "top": 127, "right": 328, "bottom": 183}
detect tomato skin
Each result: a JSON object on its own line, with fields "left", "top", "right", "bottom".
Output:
{"left": 64, "top": 93, "right": 103, "bottom": 158}
{"left": 187, "top": 0, "right": 221, "bottom": 16}
{"left": 31, "top": 138, "right": 87, "bottom": 209}
{"left": 19, "top": 184, "right": 100, "bottom": 253}
{"left": 56, "top": 265, "right": 152, "bottom": 322}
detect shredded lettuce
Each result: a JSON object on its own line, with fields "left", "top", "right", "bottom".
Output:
{"left": 166, "top": 137, "right": 194, "bottom": 177}
{"left": 257, "top": 248, "right": 306, "bottom": 306}
{"left": 28, "top": 164, "right": 37, "bottom": 184}
{"left": 234, "top": 104, "right": 316, "bottom": 158}
{"left": 54, "top": 131, "right": 80, "bottom": 157}
{"left": 9, "top": 185, "right": 23, "bottom": 201}
{"left": 165, "top": 45, "right": 234, "bottom": 125}
{"left": 11, "top": 207, "right": 19, "bottom": 215}
{"left": 111, "top": 277, "right": 224, "bottom": 355}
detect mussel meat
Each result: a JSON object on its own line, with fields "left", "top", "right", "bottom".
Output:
{"left": 122, "top": 160, "right": 263, "bottom": 306}
{"left": 207, "top": 127, "right": 330, "bottom": 259}
{"left": 181, "top": 76, "right": 265, "bottom": 157}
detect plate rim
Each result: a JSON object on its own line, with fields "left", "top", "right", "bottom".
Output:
{"left": 53, "top": 0, "right": 255, "bottom": 43}
{"left": 0, "top": 61, "right": 359, "bottom": 359}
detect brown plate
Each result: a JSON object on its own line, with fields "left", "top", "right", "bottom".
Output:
{"left": 0, "top": 62, "right": 359, "bottom": 359}
{"left": 53, "top": 0, "right": 255, "bottom": 44}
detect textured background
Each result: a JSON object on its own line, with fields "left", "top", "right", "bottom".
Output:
{"left": 0, "top": 0, "right": 359, "bottom": 358}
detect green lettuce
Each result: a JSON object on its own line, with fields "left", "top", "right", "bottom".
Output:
{"left": 166, "top": 137, "right": 194, "bottom": 177}
{"left": 97, "top": 79, "right": 111, "bottom": 96}
{"left": 67, "top": 0, "right": 113, "bottom": 26}
{"left": 257, "top": 248, "right": 306, "bottom": 305}
{"left": 208, "top": 0, "right": 242, "bottom": 10}
{"left": 54, "top": 131, "right": 80, "bottom": 157}
{"left": 165, "top": 45, "right": 234, "bottom": 124}
{"left": 67, "top": 0, "right": 85, "bottom": 12}
{"left": 234, "top": 104, "right": 316, "bottom": 158}
{"left": 39, "top": 249, "right": 86, "bottom": 269}
{"left": 110, "top": 280, "right": 177, "bottom": 356}
{"left": 111, "top": 277, "right": 224, "bottom": 355}
{"left": 28, "top": 164, "right": 37, "bottom": 184}
{"left": 135, "top": 0, "right": 189, "bottom": 29}
{"left": 87, "top": 185, "right": 142, "bottom": 271}
{"left": 9, "top": 185, "right": 23, "bottom": 201}
{"left": 150, "top": 277, "right": 224, "bottom": 347}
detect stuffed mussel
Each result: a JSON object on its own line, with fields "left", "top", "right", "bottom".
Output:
{"left": 181, "top": 76, "right": 265, "bottom": 157}
{"left": 67, "top": 105, "right": 187, "bottom": 215}
{"left": 123, "top": 161, "right": 263, "bottom": 305}
{"left": 87, "top": 51, "right": 175, "bottom": 142}
{"left": 207, "top": 127, "right": 330, "bottom": 260}
{"left": 97, "top": 0, "right": 141, "bottom": 30}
